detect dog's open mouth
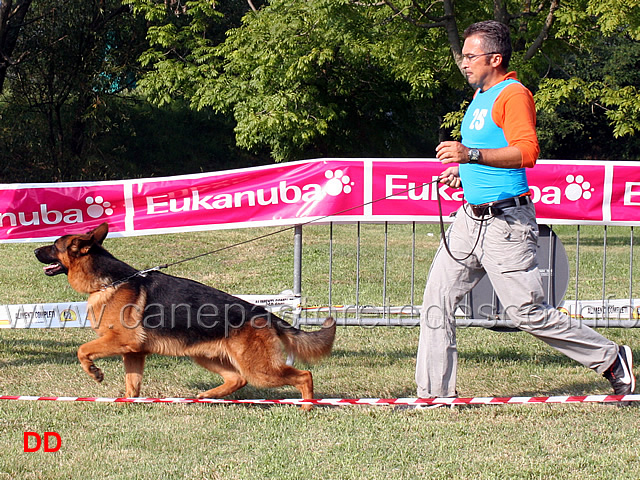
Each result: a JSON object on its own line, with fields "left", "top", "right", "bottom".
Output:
{"left": 43, "top": 262, "right": 67, "bottom": 276}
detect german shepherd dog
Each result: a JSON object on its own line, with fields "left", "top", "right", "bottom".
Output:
{"left": 35, "top": 223, "right": 335, "bottom": 408}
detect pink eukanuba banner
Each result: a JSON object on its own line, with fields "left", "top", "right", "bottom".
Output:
{"left": 0, "top": 158, "right": 638, "bottom": 242}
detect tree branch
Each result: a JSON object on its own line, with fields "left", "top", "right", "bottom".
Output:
{"left": 0, "top": 0, "right": 33, "bottom": 94}
{"left": 441, "top": 0, "right": 463, "bottom": 69}
{"left": 383, "top": 0, "right": 446, "bottom": 28}
{"left": 493, "top": 0, "right": 510, "bottom": 25}
{"left": 524, "top": 0, "right": 559, "bottom": 60}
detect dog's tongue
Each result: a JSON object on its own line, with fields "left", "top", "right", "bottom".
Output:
{"left": 43, "top": 263, "right": 64, "bottom": 276}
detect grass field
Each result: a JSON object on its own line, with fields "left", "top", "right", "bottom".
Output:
{"left": 0, "top": 224, "right": 638, "bottom": 479}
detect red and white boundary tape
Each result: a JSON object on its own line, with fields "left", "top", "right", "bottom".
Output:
{"left": 0, "top": 394, "right": 638, "bottom": 406}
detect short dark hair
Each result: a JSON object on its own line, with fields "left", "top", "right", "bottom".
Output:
{"left": 463, "top": 20, "right": 512, "bottom": 69}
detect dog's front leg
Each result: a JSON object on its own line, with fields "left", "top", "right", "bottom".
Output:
{"left": 77, "top": 344, "right": 105, "bottom": 384}
{"left": 123, "top": 353, "right": 146, "bottom": 397}
{"left": 77, "top": 336, "right": 134, "bottom": 385}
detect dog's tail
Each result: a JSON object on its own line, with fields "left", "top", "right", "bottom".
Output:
{"left": 275, "top": 317, "right": 336, "bottom": 363}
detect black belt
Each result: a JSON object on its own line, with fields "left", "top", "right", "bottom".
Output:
{"left": 468, "top": 195, "right": 531, "bottom": 217}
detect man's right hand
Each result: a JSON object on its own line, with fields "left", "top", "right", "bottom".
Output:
{"left": 439, "top": 166, "right": 461, "bottom": 188}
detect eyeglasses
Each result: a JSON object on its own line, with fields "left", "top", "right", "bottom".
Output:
{"left": 461, "top": 52, "right": 499, "bottom": 62}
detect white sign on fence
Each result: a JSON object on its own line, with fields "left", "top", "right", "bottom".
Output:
{"left": 557, "top": 299, "right": 640, "bottom": 320}
{"left": 0, "top": 292, "right": 301, "bottom": 329}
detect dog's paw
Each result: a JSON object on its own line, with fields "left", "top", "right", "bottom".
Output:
{"left": 195, "top": 391, "right": 215, "bottom": 399}
{"left": 89, "top": 364, "right": 104, "bottom": 383}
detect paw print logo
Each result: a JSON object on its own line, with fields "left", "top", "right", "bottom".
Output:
{"left": 324, "top": 170, "right": 354, "bottom": 196}
{"left": 564, "top": 175, "right": 594, "bottom": 201}
{"left": 85, "top": 196, "right": 114, "bottom": 219}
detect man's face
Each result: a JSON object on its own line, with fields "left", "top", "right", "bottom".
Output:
{"left": 461, "top": 35, "right": 498, "bottom": 91}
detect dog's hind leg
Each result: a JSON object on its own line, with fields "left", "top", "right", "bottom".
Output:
{"left": 266, "top": 365, "right": 315, "bottom": 410}
{"left": 235, "top": 359, "right": 315, "bottom": 411}
{"left": 123, "top": 353, "right": 146, "bottom": 397}
{"left": 191, "top": 356, "right": 248, "bottom": 399}
{"left": 283, "top": 367, "right": 314, "bottom": 402}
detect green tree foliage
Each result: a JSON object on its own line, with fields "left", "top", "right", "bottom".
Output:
{"left": 130, "top": 0, "right": 458, "bottom": 161}
{"left": 0, "top": 0, "right": 145, "bottom": 180}
{"left": 209, "top": 0, "right": 460, "bottom": 161}
{"left": 132, "top": 0, "right": 640, "bottom": 162}
{"left": 534, "top": 0, "right": 640, "bottom": 158}
{"left": 0, "top": 0, "right": 264, "bottom": 182}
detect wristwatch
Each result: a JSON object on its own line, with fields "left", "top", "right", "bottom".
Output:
{"left": 468, "top": 148, "right": 481, "bottom": 164}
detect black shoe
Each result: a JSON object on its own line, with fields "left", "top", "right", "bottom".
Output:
{"left": 603, "top": 345, "right": 635, "bottom": 406}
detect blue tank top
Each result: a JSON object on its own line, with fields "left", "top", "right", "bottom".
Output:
{"left": 459, "top": 79, "right": 530, "bottom": 205}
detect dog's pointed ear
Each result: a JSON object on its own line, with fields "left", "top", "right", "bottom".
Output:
{"left": 69, "top": 234, "right": 94, "bottom": 255}
{"left": 89, "top": 223, "right": 109, "bottom": 245}
{"left": 70, "top": 223, "right": 109, "bottom": 255}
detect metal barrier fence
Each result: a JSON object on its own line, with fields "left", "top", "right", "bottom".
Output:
{"left": 291, "top": 222, "right": 639, "bottom": 329}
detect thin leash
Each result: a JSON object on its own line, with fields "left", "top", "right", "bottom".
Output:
{"left": 436, "top": 194, "right": 488, "bottom": 262}
{"left": 102, "top": 176, "right": 480, "bottom": 290}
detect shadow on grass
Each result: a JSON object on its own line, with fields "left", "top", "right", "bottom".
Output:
{"left": 461, "top": 348, "right": 575, "bottom": 366}
{"left": 0, "top": 338, "right": 81, "bottom": 367}
{"left": 515, "top": 380, "right": 612, "bottom": 397}
{"left": 183, "top": 370, "right": 612, "bottom": 404}
{"left": 310, "top": 380, "right": 615, "bottom": 404}
{"left": 330, "top": 348, "right": 415, "bottom": 363}
{"left": 330, "top": 345, "right": 577, "bottom": 367}
{"left": 186, "top": 381, "right": 311, "bottom": 402}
